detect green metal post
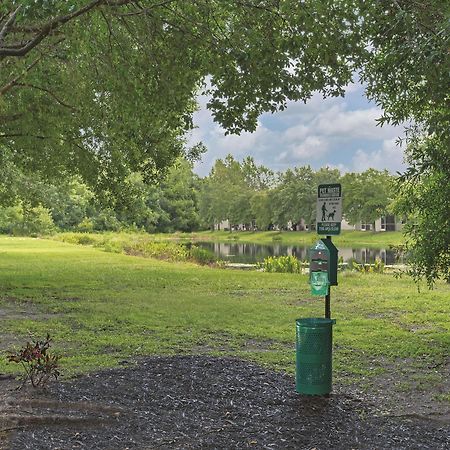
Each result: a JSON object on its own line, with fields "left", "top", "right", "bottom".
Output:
{"left": 325, "top": 290, "right": 331, "bottom": 319}
{"left": 325, "top": 235, "right": 332, "bottom": 319}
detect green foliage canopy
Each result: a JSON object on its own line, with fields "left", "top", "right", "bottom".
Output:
{"left": 199, "top": 155, "right": 254, "bottom": 228}
{"left": 1, "top": 0, "right": 364, "bottom": 192}
{"left": 341, "top": 169, "right": 395, "bottom": 228}
{"left": 1, "top": 0, "right": 448, "bottom": 283}
{"left": 392, "top": 137, "right": 450, "bottom": 286}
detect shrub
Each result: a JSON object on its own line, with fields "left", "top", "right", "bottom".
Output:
{"left": 373, "top": 257, "right": 385, "bottom": 273}
{"left": 260, "top": 255, "right": 302, "bottom": 273}
{"left": 0, "top": 204, "right": 56, "bottom": 236}
{"left": 7, "top": 334, "right": 60, "bottom": 388}
{"left": 188, "top": 245, "right": 216, "bottom": 265}
{"left": 77, "top": 234, "right": 97, "bottom": 245}
{"left": 77, "top": 217, "right": 94, "bottom": 233}
{"left": 54, "top": 232, "right": 99, "bottom": 246}
{"left": 0, "top": 205, "right": 22, "bottom": 234}
{"left": 123, "top": 240, "right": 190, "bottom": 261}
{"left": 351, "top": 257, "right": 385, "bottom": 274}
{"left": 53, "top": 233, "right": 218, "bottom": 266}
{"left": 102, "top": 241, "right": 123, "bottom": 253}
{"left": 93, "top": 210, "right": 121, "bottom": 232}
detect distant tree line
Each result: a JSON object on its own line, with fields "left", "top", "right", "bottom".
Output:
{"left": 200, "top": 155, "right": 396, "bottom": 232}
{"left": 0, "top": 158, "right": 201, "bottom": 235}
{"left": 0, "top": 155, "right": 396, "bottom": 235}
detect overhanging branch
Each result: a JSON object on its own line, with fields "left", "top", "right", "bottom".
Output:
{"left": 0, "top": 38, "right": 65, "bottom": 96}
{"left": 0, "top": 0, "right": 134, "bottom": 57}
{"left": 14, "top": 83, "right": 78, "bottom": 111}
{"left": 0, "top": 6, "right": 21, "bottom": 44}
{"left": 0, "top": 55, "right": 43, "bottom": 95}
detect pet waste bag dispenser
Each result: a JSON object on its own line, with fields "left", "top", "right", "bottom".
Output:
{"left": 309, "top": 239, "right": 338, "bottom": 296}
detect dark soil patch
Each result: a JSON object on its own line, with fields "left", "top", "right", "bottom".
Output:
{"left": 0, "top": 299, "right": 62, "bottom": 350}
{"left": 1, "top": 356, "right": 449, "bottom": 449}
{"left": 355, "top": 356, "right": 450, "bottom": 418}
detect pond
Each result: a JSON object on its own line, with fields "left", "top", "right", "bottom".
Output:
{"left": 195, "top": 241, "right": 402, "bottom": 265}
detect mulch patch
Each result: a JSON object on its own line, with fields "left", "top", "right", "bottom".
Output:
{"left": 1, "top": 356, "right": 449, "bottom": 449}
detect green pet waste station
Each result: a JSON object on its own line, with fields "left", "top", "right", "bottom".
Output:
{"left": 296, "top": 238, "right": 338, "bottom": 396}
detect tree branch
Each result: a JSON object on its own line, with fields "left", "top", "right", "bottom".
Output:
{"left": 0, "top": 55, "right": 43, "bottom": 95}
{"left": 0, "top": 112, "right": 25, "bottom": 122}
{"left": 0, "top": 0, "right": 133, "bottom": 57}
{"left": 0, "top": 38, "right": 65, "bottom": 96}
{"left": 0, "top": 6, "right": 21, "bottom": 44}
{"left": 0, "top": 133, "right": 50, "bottom": 140}
{"left": 14, "top": 83, "right": 78, "bottom": 111}
{"left": 112, "top": 0, "right": 178, "bottom": 17}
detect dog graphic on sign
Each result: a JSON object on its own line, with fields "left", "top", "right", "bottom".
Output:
{"left": 327, "top": 209, "right": 337, "bottom": 221}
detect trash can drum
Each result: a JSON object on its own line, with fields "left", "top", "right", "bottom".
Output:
{"left": 296, "top": 318, "right": 335, "bottom": 395}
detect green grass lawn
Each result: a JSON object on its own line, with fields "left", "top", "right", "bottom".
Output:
{"left": 159, "top": 230, "right": 405, "bottom": 248}
{"left": 0, "top": 236, "right": 448, "bottom": 402}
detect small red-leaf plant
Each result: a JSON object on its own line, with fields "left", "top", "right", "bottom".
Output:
{"left": 7, "top": 334, "right": 60, "bottom": 388}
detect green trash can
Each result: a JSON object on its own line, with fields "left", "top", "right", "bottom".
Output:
{"left": 296, "top": 318, "right": 336, "bottom": 395}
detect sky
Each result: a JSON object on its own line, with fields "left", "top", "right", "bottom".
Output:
{"left": 187, "top": 82, "right": 407, "bottom": 178}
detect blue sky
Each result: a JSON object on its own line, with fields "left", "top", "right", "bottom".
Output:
{"left": 188, "top": 82, "right": 407, "bottom": 177}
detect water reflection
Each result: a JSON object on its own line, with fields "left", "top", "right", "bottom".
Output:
{"left": 195, "top": 242, "right": 401, "bottom": 265}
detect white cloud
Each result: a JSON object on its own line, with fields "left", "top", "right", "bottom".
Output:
{"left": 284, "top": 136, "right": 330, "bottom": 161}
{"left": 279, "top": 93, "right": 342, "bottom": 123}
{"left": 325, "top": 163, "right": 351, "bottom": 174}
{"left": 351, "top": 139, "right": 406, "bottom": 173}
{"left": 344, "top": 82, "right": 364, "bottom": 95}
{"left": 189, "top": 86, "right": 406, "bottom": 176}
{"left": 283, "top": 124, "right": 309, "bottom": 142}
{"left": 314, "top": 106, "right": 398, "bottom": 140}
{"left": 190, "top": 117, "right": 277, "bottom": 174}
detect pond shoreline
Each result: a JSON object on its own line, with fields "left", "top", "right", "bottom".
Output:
{"left": 167, "top": 230, "right": 405, "bottom": 249}
{"left": 196, "top": 240, "right": 405, "bottom": 266}
{"left": 223, "top": 262, "right": 408, "bottom": 272}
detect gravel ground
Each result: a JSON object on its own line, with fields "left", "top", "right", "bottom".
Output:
{"left": 1, "top": 356, "right": 449, "bottom": 449}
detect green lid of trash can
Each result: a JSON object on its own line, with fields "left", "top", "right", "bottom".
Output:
{"left": 296, "top": 318, "right": 336, "bottom": 327}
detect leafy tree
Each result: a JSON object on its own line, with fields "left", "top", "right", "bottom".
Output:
{"left": 199, "top": 159, "right": 233, "bottom": 229}
{"left": 199, "top": 155, "right": 253, "bottom": 229}
{"left": 392, "top": 137, "right": 450, "bottom": 286}
{"left": 0, "top": 202, "right": 55, "bottom": 236}
{"left": 270, "top": 169, "right": 302, "bottom": 228}
{"left": 46, "top": 179, "right": 95, "bottom": 229}
{"left": 113, "top": 173, "right": 162, "bottom": 232}
{"left": 197, "top": 177, "right": 216, "bottom": 231}
{"left": 1, "top": 1, "right": 447, "bottom": 281}
{"left": 0, "top": 1, "right": 204, "bottom": 196}
{"left": 341, "top": 169, "right": 395, "bottom": 229}
{"left": 92, "top": 208, "right": 121, "bottom": 232}
{"left": 0, "top": 0, "right": 365, "bottom": 195}
{"left": 0, "top": 205, "right": 22, "bottom": 234}
{"left": 157, "top": 159, "right": 200, "bottom": 232}
{"left": 250, "top": 191, "right": 272, "bottom": 231}
{"left": 241, "top": 157, "right": 275, "bottom": 191}
{"left": 360, "top": 1, "right": 449, "bottom": 283}
{"left": 271, "top": 166, "right": 340, "bottom": 230}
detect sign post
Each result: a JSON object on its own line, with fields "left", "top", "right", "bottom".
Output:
{"left": 296, "top": 184, "right": 342, "bottom": 396}
{"left": 316, "top": 184, "right": 342, "bottom": 319}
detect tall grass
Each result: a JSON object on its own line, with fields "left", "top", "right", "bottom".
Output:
{"left": 52, "top": 232, "right": 216, "bottom": 265}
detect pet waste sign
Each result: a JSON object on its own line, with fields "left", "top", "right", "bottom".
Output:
{"left": 316, "top": 184, "right": 342, "bottom": 235}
